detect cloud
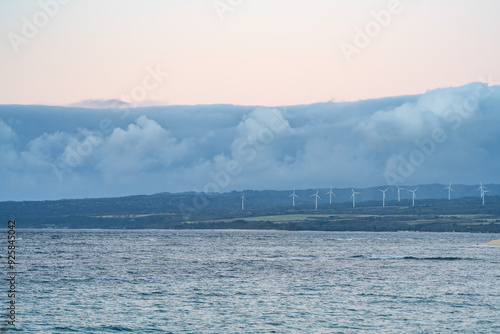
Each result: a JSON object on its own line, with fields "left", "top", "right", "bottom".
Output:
{"left": 96, "top": 116, "right": 192, "bottom": 174}
{"left": 0, "top": 119, "right": 16, "bottom": 143}
{"left": 0, "top": 83, "right": 499, "bottom": 201}
{"left": 68, "top": 99, "right": 132, "bottom": 109}
{"left": 0, "top": 120, "right": 18, "bottom": 169}
{"left": 21, "top": 131, "right": 73, "bottom": 170}
{"left": 68, "top": 99, "right": 171, "bottom": 109}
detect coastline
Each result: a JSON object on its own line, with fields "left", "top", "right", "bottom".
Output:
{"left": 479, "top": 239, "right": 500, "bottom": 247}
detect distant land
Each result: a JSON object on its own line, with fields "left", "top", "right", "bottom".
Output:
{"left": 1, "top": 183, "right": 500, "bottom": 232}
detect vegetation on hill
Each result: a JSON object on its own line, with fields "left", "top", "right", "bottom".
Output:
{"left": 1, "top": 191, "right": 499, "bottom": 232}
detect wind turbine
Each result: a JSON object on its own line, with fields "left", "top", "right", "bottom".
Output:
{"left": 350, "top": 188, "right": 360, "bottom": 208}
{"left": 396, "top": 185, "right": 404, "bottom": 202}
{"left": 444, "top": 182, "right": 453, "bottom": 200}
{"left": 408, "top": 187, "right": 418, "bottom": 206}
{"left": 326, "top": 186, "right": 336, "bottom": 205}
{"left": 478, "top": 182, "right": 488, "bottom": 206}
{"left": 289, "top": 189, "right": 299, "bottom": 207}
{"left": 478, "top": 182, "right": 486, "bottom": 195}
{"left": 379, "top": 188, "right": 389, "bottom": 207}
{"left": 310, "top": 189, "right": 321, "bottom": 210}
{"left": 482, "top": 190, "right": 490, "bottom": 206}
{"left": 241, "top": 194, "right": 247, "bottom": 210}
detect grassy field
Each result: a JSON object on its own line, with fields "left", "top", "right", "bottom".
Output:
{"left": 194, "top": 212, "right": 500, "bottom": 232}
{"left": 3, "top": 194, "right": 499, "bottom": 231}
{"left": 208, "top": 213, "right": 499, "bottom": 223}
{"left": 216, "top": 214, "right": 333, "bottom": 222}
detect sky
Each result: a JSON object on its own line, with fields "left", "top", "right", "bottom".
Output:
{"left": 1, "top": 1, "right": 500, "bottom": 201}
{"left": 1, "top": 0, "right": 499, "bottom": 106}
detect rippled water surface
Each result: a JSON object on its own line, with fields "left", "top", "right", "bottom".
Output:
{"left": 8, "top": 230, "right": 500, "bottom": 333}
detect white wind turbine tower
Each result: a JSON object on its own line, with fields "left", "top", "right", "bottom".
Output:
{"left": 379, "top": 188, "right": 389, "bottom": 207}
{"left": 311, "top": 189, "right": 321, "bottom": 210}
{"left": 408, "top": 187, "right": 418, "bottom": 206}
{"left": 396, "top": 185, "right": 404, "bottom": 202}
{"left": 241, "top": 194, "right": 247, "bottom": 210}
{"left": 482, "top": 189, "right": 490, "bottom": 206}
{"left": 289, "top": 189, "right": 299, "bottom": 207}
{"left": 444, "top": 182, "right": 453, "bottom": 200}
{"left": 478, "top": 182, "right": 489, "bottom": 206}
{"left": 326, "top": 186, "right": 336, "bottom": 205}
{"left": 350, "top": 188, "right": 360, "bottom": 208}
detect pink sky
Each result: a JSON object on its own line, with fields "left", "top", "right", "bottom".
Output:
{"left": 1, "top": 0, "right": 499, "bottom": 106}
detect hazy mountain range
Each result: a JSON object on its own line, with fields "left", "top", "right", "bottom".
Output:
{"left": 0, "top": 82, "right": 499, "bottom": 201}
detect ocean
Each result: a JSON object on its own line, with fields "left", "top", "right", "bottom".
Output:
{"left": 5, "top": 229, "right": 500, "bottom": 333}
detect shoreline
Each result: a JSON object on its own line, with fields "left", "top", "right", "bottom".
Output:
{"left": 479, "top": 239, "right": 500, "bottom": 246}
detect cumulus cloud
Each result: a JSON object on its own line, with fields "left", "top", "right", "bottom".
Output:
{"left": 0, "top": 82, "right": 499, "bottom": 201}
{"left": 0, "top": 119, "right": 16, "bottom": 142}
{"left": 21, "top": 132, "right": 73, "bottom": 170}
{"left": 96, "top": 116, "right": 192, "bottom": 173}
{"left": 0, "top": 120, "right": 19, "bottom": 169}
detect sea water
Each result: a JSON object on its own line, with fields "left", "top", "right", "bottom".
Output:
{"left": 5, "top": 230, "right": 500, "bottom": 333}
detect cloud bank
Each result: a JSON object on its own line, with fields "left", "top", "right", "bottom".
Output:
{"left": 1, "top": 83, "right": 499, "bottom": 201}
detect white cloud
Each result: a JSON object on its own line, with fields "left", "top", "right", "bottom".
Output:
{"left": 21, "top": 131, "right": 72, "bottom": 170}
{"left": 96, "top": 116, "right": 192, "bottom": 174}
{"left": 0, "top": 120, "right": 18, "bottom": 169}
{"left": 0, "top": 119, "right": 16, "bottom": 142}
{"left": 0, "top": 83, "right": 499, "bottom": 201}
